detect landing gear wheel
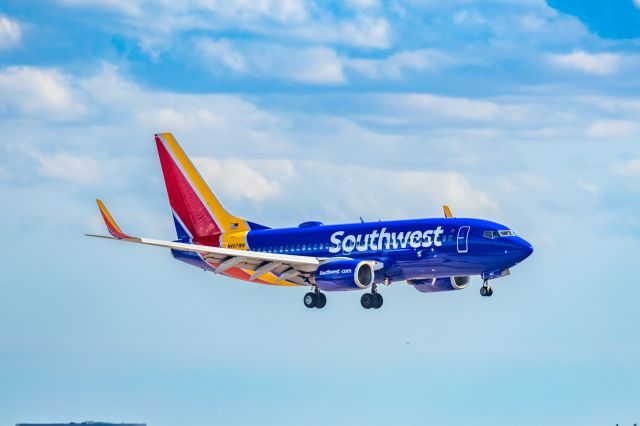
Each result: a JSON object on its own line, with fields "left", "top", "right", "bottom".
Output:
{"left": 373, "top": 293, "right": 383, "bottom": 309}
{"left": 304, "top": 292, "right": 317, "bottom": 308}
{"left": 480, "top": 282, "right": 493, "bottom": 297}
{"left": 315, "top": 292, "right": 327, "bottom": 309}
{"left": 361, "top": 293, "right": 375, "bottom": 309}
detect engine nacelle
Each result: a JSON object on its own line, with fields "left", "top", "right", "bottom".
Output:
{"left": 313, "top": 259, "right": 374, "bottom": 291}
{"left": 410, "top": 276, "right": 471, "bottom": 293}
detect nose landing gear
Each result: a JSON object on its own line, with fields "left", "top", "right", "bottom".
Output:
{"left": 361, "top": 284, "right": 383, "bottom": 309}
{"left": 304, "top": 287, "right": 327, "bottom": 309}
{"left": 480, "top": 280, "right": 494, "bottom": 297}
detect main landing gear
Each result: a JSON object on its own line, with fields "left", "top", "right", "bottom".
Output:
{"left": 361, "top": 284, "right": 383, "bottom": 309}
{"left": 304, "top": 287, "right": 327, "bottom": 309}
{"left": 480, "top": 280, "right": 494, "bottom": 297}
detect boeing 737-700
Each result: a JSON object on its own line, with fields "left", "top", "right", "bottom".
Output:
{"left": 88, "top": 133, "right": 534, "bottom": 310}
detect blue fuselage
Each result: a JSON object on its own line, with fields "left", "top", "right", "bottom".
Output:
{"left": 244, "top": 217, "right": 533, "bottom": 283}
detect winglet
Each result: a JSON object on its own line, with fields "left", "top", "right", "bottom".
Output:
{"left": 443, "top": 205, "right": 453, "bottom": 218}
{"left": 96, "top": 199, "right": 134, "bottom": 240}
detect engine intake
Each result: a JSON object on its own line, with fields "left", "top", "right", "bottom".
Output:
{"left": 409, "top": 276, "right": 471, "bottom": 293}
{"left": 314, "top": 259, "right": 374, "bottom": 291}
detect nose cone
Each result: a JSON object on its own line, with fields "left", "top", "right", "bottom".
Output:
{"left": 513, "top": 237, "right": 533, "bottom": 263}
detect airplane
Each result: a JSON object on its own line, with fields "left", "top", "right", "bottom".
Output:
{"left": 88, "top": 133, "right": 534, "bottom": 310}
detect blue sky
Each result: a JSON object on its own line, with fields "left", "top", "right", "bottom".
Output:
{"left": 0, "top": 1, "right": 639, "bottom": 425}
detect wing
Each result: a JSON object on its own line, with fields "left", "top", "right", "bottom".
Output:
{"left": 88, "top": 200, "right": 320, "bottom": 285}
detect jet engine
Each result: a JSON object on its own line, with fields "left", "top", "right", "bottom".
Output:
{"left": 409, "top": 276, "right": 471, "bottom": 293}
{"left": 313, "top": 259, "right": 374, "bottom": 291}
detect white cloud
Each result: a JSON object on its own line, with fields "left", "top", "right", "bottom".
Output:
{"left": 612, "top": 159, "right": 640, "bottom": 178}
{"left": 635, "top": 0, "right": 640, "bottom": 9}
{"left": 58, "top": 0, "right": 394, "bottom": 53}
{"left": 390, "top": 94, "right": 501, "bottom": 121}
{"left": 193, "top": 157, "right": 293, "bottom": 202}
{"left": 196, "top": 38, "right": 247, "bottom": 73}
{"left": 197, "top": 41, "right": 345, "bottom": 84}
{"left": 59, "top": 0, "right": 143, "bottom": 15}
{"left": 0, "top": 15, "right": 21, "bottom": 50}
{"left": 0, "top": 67, "right": 85, "bottom": 120}
{"left": 453, "top": 9, "right": 486, "bottom": 27}
{"left": 301, "top": 164, "right": 496, "bottom": 221}
{"left": 276, "top": 47, "right": 345, "bottom": 84}
{"left": 35, "top": 152, "right": 103, "bottom": 184}
{"left": 294, "top": 14, "right": 391, "bottom": 49}
{"left": 59, "top": 0, "right": 309, "bottom": 23}
{"left": 586, "top": 120, "right": 636, "bottom": 139}
{"left": 347, "top": 49, "right": 456, "bottom": 80}
{"left": 551, "top": 50, "right": 621, "bottom": 75}
{"left": 340, "top": 16, "right": 390, "bottom": 49}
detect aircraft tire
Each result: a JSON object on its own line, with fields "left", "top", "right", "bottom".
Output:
{"left": 304, "top": 292, "right": 317, "bottom": 308}
{"left": 361, "top": 293, "right": 374, "bottom": 309}
{"left": 373, "top": 293, "right": 383, "bottom": 309}
{"left": 487, "top": 287, "right": 493, "bottom": 297}
{"left": 480, "top": 286, "right": 488, "bottom": 297}
{"left": 315, "top": 292, "right": 327, "bottom": 309}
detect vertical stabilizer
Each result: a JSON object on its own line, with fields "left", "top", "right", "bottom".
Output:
{"left": 154, "top": 133, "right": 249, "bottom": 246}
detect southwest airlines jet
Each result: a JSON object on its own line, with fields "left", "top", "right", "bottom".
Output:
{"left": 89, "top": 133, "right": 533, "bottom": 310}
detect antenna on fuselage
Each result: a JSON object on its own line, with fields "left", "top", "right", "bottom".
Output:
{"left": 359, "top": 216, "right": 365, "bottom": 223}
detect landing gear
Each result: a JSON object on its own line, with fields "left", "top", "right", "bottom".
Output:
{"left": 304, "top": 292, "right": 316, "bottom": 308}
{"left": 374, "top": 292, "right": 383, "bottom": 308}
{"left": 304, "top": 287, "right": 327, "bottom": 309}
{"left": 361, "top": 284, "right": 383, "bottom": 309}
{"left": 361, "top": 293, "right": 374, "bottom": 309}
{"left": 480, "top": 281, "right": 493, "bottom": 297}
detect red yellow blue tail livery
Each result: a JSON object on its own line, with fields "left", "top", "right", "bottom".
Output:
{"left": 88, "top": 133, "right": 533, "bottom": 309}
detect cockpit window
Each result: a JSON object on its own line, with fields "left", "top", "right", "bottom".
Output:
{"left": 483, "top": 230, "right": 516, "bottom": 239}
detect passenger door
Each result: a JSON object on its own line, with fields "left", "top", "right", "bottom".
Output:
{"left": 457, "top": 226, "right": 470, "bottom": 253}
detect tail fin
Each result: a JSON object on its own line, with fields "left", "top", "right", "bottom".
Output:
{"left": 155, "top": 133, "right": 248, "bottom": 246}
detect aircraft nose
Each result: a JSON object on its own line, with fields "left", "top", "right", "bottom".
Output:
{"left": 513, "top": 237, "right": 533, "bottom": 262}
